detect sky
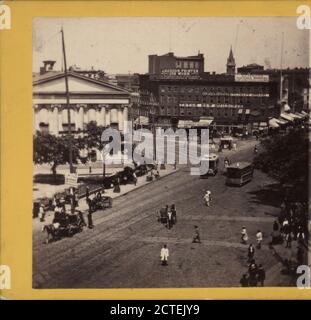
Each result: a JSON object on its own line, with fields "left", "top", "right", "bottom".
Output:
{"left": 33, "top": 17, "right": 310, "bottom": 74}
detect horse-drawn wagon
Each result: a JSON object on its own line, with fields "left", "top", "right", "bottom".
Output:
{"left": 42, "top": 210, "right": 86, "bottom": 243}
{"left": 86, "top": 195, "right": 112, "bottom": 212}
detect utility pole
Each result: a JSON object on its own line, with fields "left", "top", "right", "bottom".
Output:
{"left": 280, "top": 32, "right": 284, "bottom": 103}
{"left": 61, "top": 27, "right": 74, "bottom": 173}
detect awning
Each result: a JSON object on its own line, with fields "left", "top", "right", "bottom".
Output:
{"left": 301, "top": 110, "right": 309, "bottom": 116}
{"left": 178, "top": 118, "right": 214, "bottom": 128}
{"left": 134, "top": 116, "right": 149, "bottom": 125}
{"left": 178, "top": 120, "right": 194, "bottom": 129}
{"left": 195, "top": 118, "right": 214, "bottom": 127}
{"left": 281, "top": 113, "right": 294, "bottom": 122}
{"left": 268, "top": 118, "right": 280, "bottom": 128}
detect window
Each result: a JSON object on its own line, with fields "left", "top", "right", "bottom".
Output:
{"left": 184, "top": 61, "right": 189, "bottom": 69}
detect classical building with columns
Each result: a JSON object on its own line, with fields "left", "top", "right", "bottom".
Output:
{"left": 33, "top": 68, "right": 131, "bottom": 136}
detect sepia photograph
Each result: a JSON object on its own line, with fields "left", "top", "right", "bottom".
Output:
{"left": 32, "top": 17, "right": 310, "bottom": 289}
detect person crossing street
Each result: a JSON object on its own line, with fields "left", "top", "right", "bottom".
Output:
{"left": 192, "top": 225, "right": 201, "bottom": 243}
{"left": 256, "top": 230, "right": 263, "bottom": 249}
{"left": 160, "top": 244, "right": 169, "bottom": 266}
{"left": 204, "top": 190, "right": 212, "bottom": 207}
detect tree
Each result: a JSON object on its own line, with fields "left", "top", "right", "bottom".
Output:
{"left": 254, "top": 128, "right": 308, "bottom": 201}
{"left": 76, "top": 121, "right": 112, "bottom": 178}
{"left": 33, "top": 132, "right": 79, "bottom": 175}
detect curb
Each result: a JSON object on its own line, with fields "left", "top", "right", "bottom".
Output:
{"left": 112, "top": 167, "right": 181, "bottom": 199}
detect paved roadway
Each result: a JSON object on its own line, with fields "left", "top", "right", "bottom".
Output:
{"left": 33, "top": 140, "right": 288, "bottom": 288}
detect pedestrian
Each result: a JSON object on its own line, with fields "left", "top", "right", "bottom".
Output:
{"left": 87, "top": 209, "right": 94, "bottom": 229}
{"left": 247, "top": 244, "right": 255, "bottom": 262}
{"left": 257, "top": 264, "right": 266, "bottom": 287}
{"left": 256, "top": 230, "right": 263, "bottom": 249}
{"left": 167, "top": 210, "right": 173, "bottom": 229}
{"left": 285, "top": 232, "right": 292, "bottom": 248}
{"left": 248, "top": 260, "right": 258, "bottom": 287}
{"left": 248, "top": 273, "right": 258, "bottom": 287}
{"left": 160, "top": 244, "right": 169, "bottom": 266}
{"left": 204, "top": 190, "right": 212, "bottom": 207}
{"left": 192, "top": 225, "right": 201, "bottom": 243}
{"left": 133, "top": 171, "right": 137, "bottom": 186}
{"left": 85, "top": 186, "right": 90, "bottom": 200}
{"left": 240, "top": 274, "right": 249, "bottom": 287}
{"left": 171, "top": 204, "right": 177, "bottom": 224}
{"left": 254, "top": 145, "right": 258, "bottom": 154}
{"left": 39, "top": 203, "right": 45, "bottom": 222}
{"left": 113, "top": 178, "right": 121, "bottom": 193}
{"left": 297, "top": 226, "right": 305, "bottom": 244}
{"left": 241, "top": 227, "right": 248, "bottom": 244}
{"left": 233, "top": 142, "right": 237, "bottom": 150}
{"left": 297, "top": 246, "right": 304, "bottom": 265}
{"left": 273, "top": 220, "right": 279, "bottom": 231}
{"left": 155, "top": 170, "right": 160, "bottom": 179}
{"left": 174, "top": 160, "right": 177, "bottom": 170}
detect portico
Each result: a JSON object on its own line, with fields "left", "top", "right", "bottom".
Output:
{"left": 33, "top": 71, "right": 131, "bottom": 135}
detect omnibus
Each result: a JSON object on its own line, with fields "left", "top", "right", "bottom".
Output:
{"left": 200, "top": 153, "right": 219, "bottom": 178}
{"left": 226, "top": 162, "right": 253, "bottom": 186}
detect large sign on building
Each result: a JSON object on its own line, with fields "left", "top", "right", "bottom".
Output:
{"left": 235, "top": 74, "right": 269, "bottom": 82}
{"left": 158, "top": 68, "right": 200, "bottom": 79}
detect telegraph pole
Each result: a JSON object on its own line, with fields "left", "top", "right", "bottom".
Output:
{"left": 61, "top": 27, "right": 74, "bottom": 173}
{"left": 280, "top": 32, "right": 284, "bottom": 103}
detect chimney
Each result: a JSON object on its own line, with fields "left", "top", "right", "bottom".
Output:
{"left": 40, "top": 60, "right": 56, "bottom": 75}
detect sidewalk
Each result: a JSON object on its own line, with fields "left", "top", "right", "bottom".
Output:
{"left": 33, "top": 164, "right": 178, "bottom": 231}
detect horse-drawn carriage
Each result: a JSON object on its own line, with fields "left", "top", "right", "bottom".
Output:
{"left": 86, "top": 195, "right": 113, "bottom": 212}
{"left": 42, "top": 210, "right": 86, "bottom": 244}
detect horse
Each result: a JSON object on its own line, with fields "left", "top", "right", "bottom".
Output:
{"left": 42, "top": 223, "right": 60, "bottom": 244}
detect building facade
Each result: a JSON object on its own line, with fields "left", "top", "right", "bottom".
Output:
{"left": 148, "top": 52, "right": 204, "bottom": 79}
{"left": 140, "top": 52, "right": 279, "bottom": 132}
{"left": 238, "top": 64, "right": 310, "bottom": 112}
{"left": 33, "top": 65, "right": 131, "bottom": 136}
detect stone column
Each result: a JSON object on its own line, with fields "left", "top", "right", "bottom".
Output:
{"left": 106, "top": 107, "right": 111, "bottom": 126}
{"left": 51, "top": 105, "right": 59, "bottom": 135}
{"left": 123, "top": 106, "right": 129, "bottom": 133}
{"left": 96, "top": 106, "right": 103, "bottom": 126}
{"left": 84, "top": 105, "right": 89, "bottom": 124}
{"left": 118, "top": 107, "right": 124, "bottom": 131}
{"left": 77, "top": 105, "right": 84, "bottom": 130}
{"left": 33, "top": 105, "right": 39, "bottom": 133}
{"left": 101, "top": 105, "right": 106, "bottom": 127}
{"left": 58, "top": 107, "right": 63, "bottom": 132}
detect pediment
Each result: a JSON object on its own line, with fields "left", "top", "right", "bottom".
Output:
{"left": 33, "top": 73, "right": 128, "bottom": 95}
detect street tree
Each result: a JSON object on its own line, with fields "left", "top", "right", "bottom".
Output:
{"left": 33, "top": 132, "right": 79, "bottom": 175}
{"left": 254, "top": 128, "right": 308, "bottom": 201}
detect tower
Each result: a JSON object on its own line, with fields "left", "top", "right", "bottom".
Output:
{"left": 226, "top": 46, "right": 236, "bottom": 75}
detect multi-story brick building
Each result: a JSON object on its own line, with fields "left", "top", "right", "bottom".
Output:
{"left": 140, "top": 50, "right": 279, "bottom": 133}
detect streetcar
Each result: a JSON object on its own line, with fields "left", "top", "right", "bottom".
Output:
{"left": 225, "top": 162, "right": 254, "bottom": 186}
{"left": 200, "top": 153, "right": 219, "bottom": 178}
